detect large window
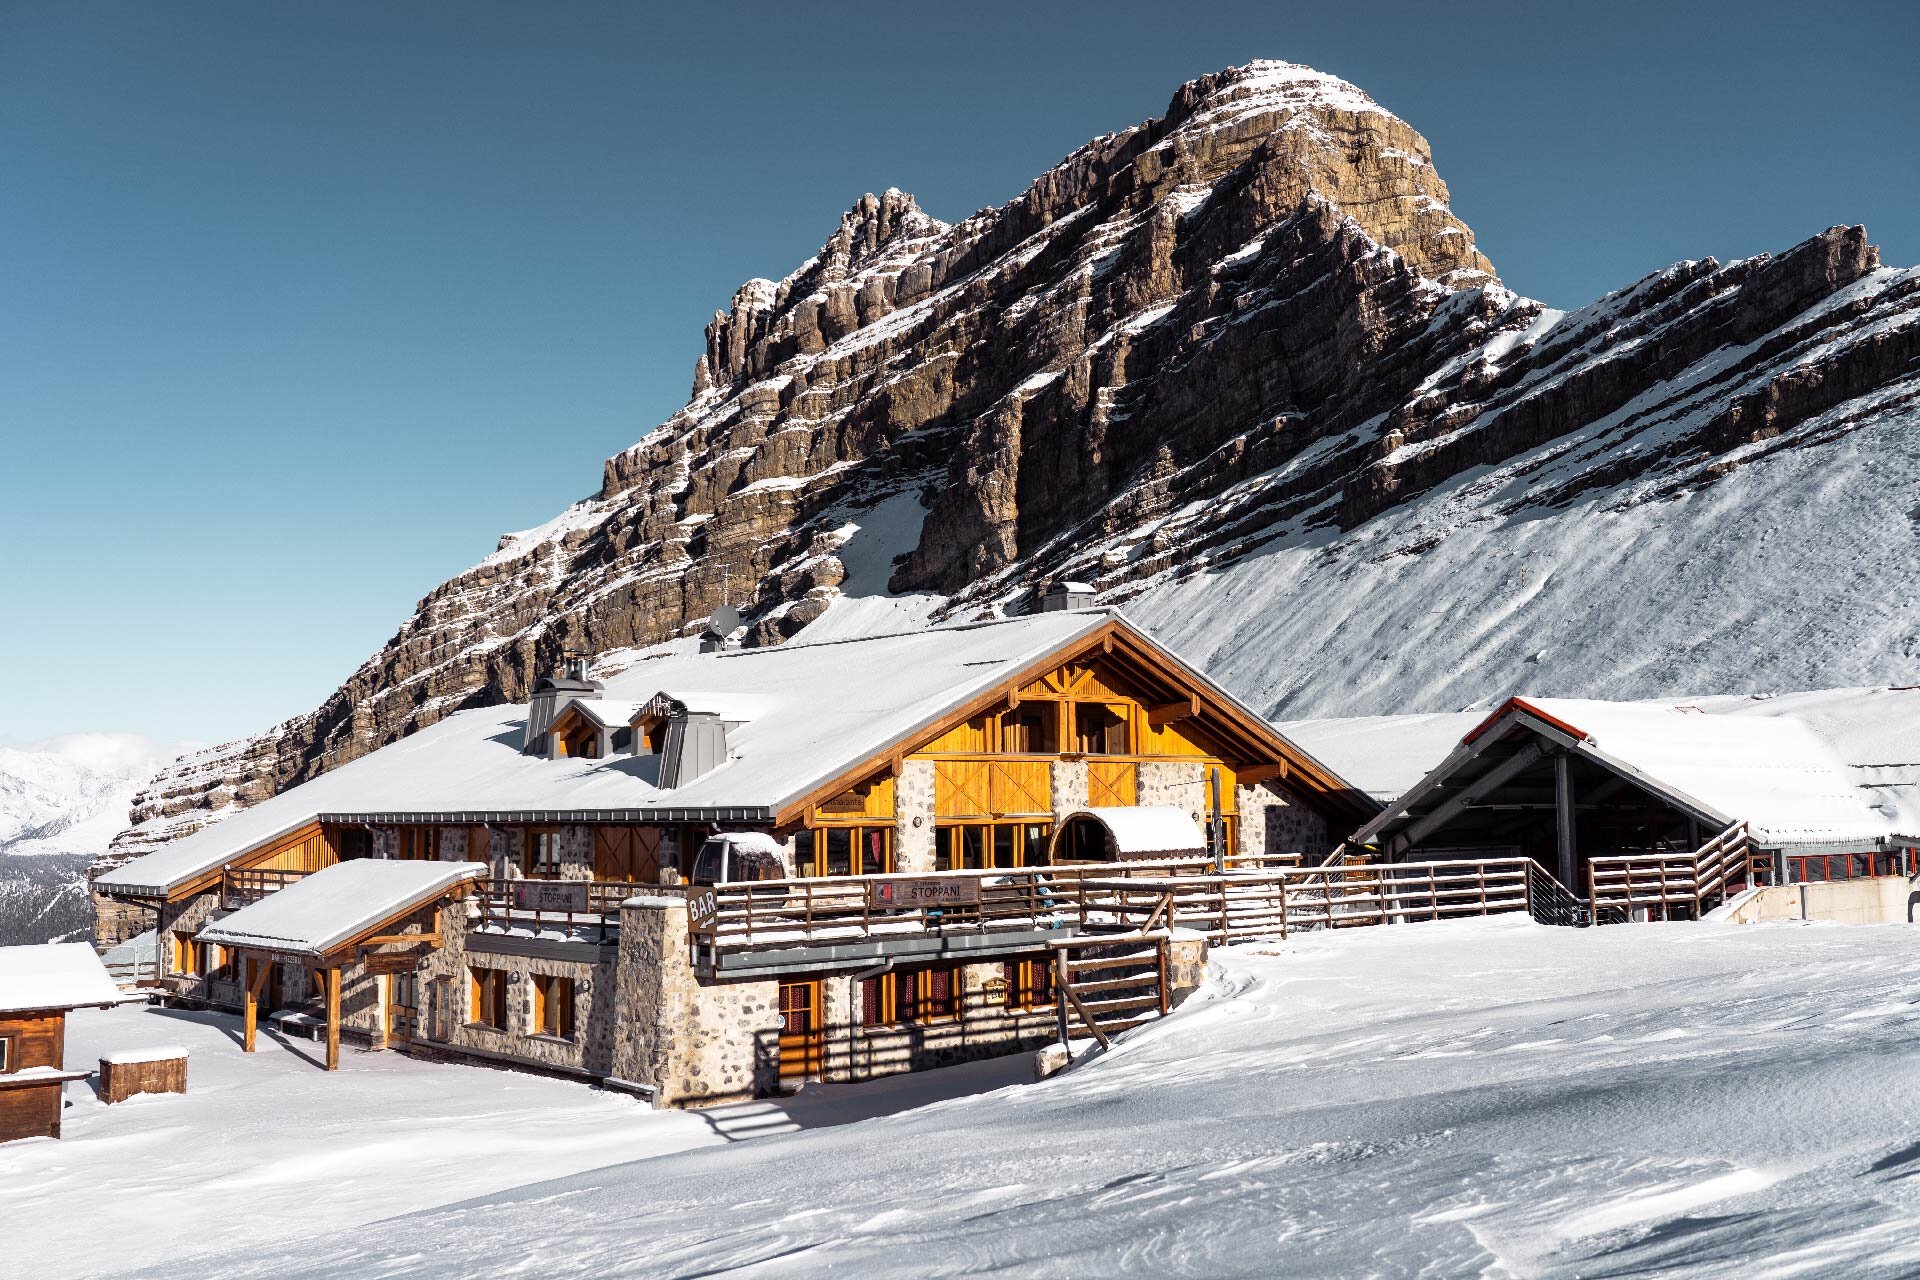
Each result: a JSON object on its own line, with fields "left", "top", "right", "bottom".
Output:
{"left": 795, "top": 825, "right": 893, "bottom": 877}
{"left": 1004, "top": 958, "right": 1056, "bottom": 1012}
{"left": 1002, "top": 706, "right": 1058, "bottom": 754}
{"left": 1073, "top": 703, "right": 1130, "bottom": 755}
{"left": 172, "top": 933, "right": 201, "bottom": 977}
{"left": 470, "top": 966, "right": 509, "bottom": 1029}
{"left": 0, "top": 1036, "right": 11, "bottom": 1073}
{"left": 1788, "top": 851, "right": 1900, "bottom": 883}
{"left": 900, "top": 967, "right": 962, "bottom": 1025}
{"left": 939, "top": 822, "right": 1051, "bottom": 871}
{"left": 531, "top": 974, "right": 576, "bottom": 1040}
{"left": 396, "top": 828, "right": 438, "bottom": 861}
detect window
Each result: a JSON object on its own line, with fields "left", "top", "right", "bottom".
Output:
{"left": 172, "top": 933, "right": 201, "bottom": 977}
{"left": 1002, "top": 706, "right": 1057, "bottom": 754}
{"left": 795, "top": 826, "right": 892, "bottom": 877}
{"left": 1073, "top": 703, "right": 1129, "bottom": 755}
{"left": 939, "top": 822, "right": 1051, "bottom": 871}
{"left": 1004, "top": 958, "right": 1056, "bottom": 1012}
{"left": 470, "top": 966, "right": 509, "bottom": 1030}
{"left": 531, "top": 974, "right": 575, "bottom": 1039}
{"left": 397, "top": 828, "right": 438, "bottom": 861}
{"left": 899, "top": 967, "right": 962, "bottom": 1025}
{"left": 859, "top": 973, "right": 900, "bottom": 1027}
{"left": 0, "top": 1036, "right": 10, "bottom": 1073}
{"left": 524, "top": 829, "right": 562, "bottom": 878}
{"left": 208, "top": 945, "right": 235, "bottom": 982}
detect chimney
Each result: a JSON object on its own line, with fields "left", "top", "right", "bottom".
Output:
{"left": 658, "top": 709, "right": 728, "bottom": 787}
{"left": 1038, "top": 581, "right": 1097, "bottom": 613}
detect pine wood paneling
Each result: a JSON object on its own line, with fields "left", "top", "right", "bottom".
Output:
{"left": 988, "top": 760, "right": 1051, "bottom": 815}
{"left": 934, "top": 760, "right": 991, "bottom": 818}
{"left": 1087, "top": 761, "right": 1138, "bottom": 808}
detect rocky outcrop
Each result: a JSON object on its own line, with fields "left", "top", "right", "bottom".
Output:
{"left": 101, "top": 58, "right": 1920, "bottom": 874}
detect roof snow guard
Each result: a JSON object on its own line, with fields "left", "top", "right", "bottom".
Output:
{"left": 198, "top": 861, "right": 484, "bottom": 961}
{"left": 1355, "top": 696, "right": 1894, "bottom": 853}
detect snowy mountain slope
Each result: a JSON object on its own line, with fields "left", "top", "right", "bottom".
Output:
{"left": 148, "top": 916, "right": 1920, "bottom": 1279}
{"left": 109, "top": 58, "right": 1920, "bottom": 869}
{"left": 0, "top": 734, "right": 194, "bottom": 944}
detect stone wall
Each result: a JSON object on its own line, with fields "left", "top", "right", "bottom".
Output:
{"left": 1236, "top": 781, "right": 1332, "bottom": 860}
{"left": 372, "top": 827, "right": 398, "bottom": 860}
{"left": 894, "top": 758, "right": 936, "bottom": 873}
{"left": 1138, "top": 759, "right": 1206, "bottom": 823}
{"left": 611, "top": 897, "right": 783, "bottom": 1106}
{"left": 558, "top": 825, "right": 595, "bottom": 880}
{"left": 418, "top": 899, "right": 618, "bottom": 1076}
{"left": 1049, "top": 759, "right": 1089, "bottom": 821}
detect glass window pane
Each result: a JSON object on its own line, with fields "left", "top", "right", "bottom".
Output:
{"left": 963, "top": 827, "right": 986, "bottom": 870}
{"left": 826, "top": 828, "right": 852, "bottom": 877}
{"left": 1024, "top": 824, "right": 1051, "bottom": 866}
{"left": 862, "top": 827, "right": 890, "bottom": 875}
{"left": 992, "top": 826, "right": 1017, "bottom": 869}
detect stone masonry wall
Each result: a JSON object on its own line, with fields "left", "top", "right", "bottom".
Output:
{"left": 1138, "top": 760, "right": 1206, "bottom": 825}
{"left": 558, "top": 825, "right": 595, "bottom": 880}
{"left": 612, "top": 897, "right": 782, "bottom": 1106}
{"left": 1049, "top": 759, "right": 1089, "bottom": 822}
{"left": 1236, "top": 781, "right": 1332, "bottom": 860}
{"left": 894, "top": 758, "right": 936, "bottom": 873}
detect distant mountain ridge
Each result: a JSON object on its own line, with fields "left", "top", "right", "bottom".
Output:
{"left": 1, "top": 733, "right": 193, "bottom": 944}
{"left": 103, "top": 58, "right": 1920, "bottom": 883}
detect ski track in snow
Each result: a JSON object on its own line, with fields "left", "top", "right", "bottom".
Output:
{"left": 69, "top": 916, "right": 1920, "bottom": 1279}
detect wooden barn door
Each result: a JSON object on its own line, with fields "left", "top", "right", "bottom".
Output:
{"left": 777, "top": 980, "right": 824, "bottom": 1082}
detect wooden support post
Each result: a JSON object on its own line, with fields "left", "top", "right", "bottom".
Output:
{"left": 325, "top": 967, "right": 342, "bottom": 1072}
{"left": 1555, "top": 753, "right": 1577, "bottom": 891}
{"left": 244, "top": 954, "right": 270, "bottom": 1053}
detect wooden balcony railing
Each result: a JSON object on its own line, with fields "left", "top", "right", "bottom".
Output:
{"left": 1587, "top": 821, "right": 1754, "bottom": 916}
{"left": 221, "top": 866, "right": 314, "bottom": 909}
{"left": 475, "top": 878, "right": 690, "bottom": 933}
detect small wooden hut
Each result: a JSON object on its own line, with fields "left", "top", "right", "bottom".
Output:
{"left": 0, "top": 942, "right": 124, "bottom": 1141}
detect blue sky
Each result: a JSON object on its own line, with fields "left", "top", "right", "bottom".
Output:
{"left": 2, "top": 1, "right": 1914, "bottom": 745}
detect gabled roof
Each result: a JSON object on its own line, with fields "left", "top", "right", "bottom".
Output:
{"left": 0, "top": 942, "right": 124, "bottom": 1014}
{"left": 98, "top": 610, "right": 1373, "bottom": 900}
{"left": 550, "top": 699, "right": 645, "bottom": 732}
{"left": 1355, "top": 695, "right": 1892, "bottom": 851}
{"left": 198, "top": 861, "right": 485, "bottom": 960}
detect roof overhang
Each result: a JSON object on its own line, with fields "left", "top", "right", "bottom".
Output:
{"left": 1354, "top": 697, "right": 1736, "bottom": 853}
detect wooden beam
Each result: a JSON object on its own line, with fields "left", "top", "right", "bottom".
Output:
{"left": 1239, "top": 762, "right": 1288, "bottom": 786}
{"left": 359, "top": 932, "right": 439, "bottom": 950}
{"left": 243, "top": 955, "right": 269, "bottom": 1053}
{"left": 325, "top": 967, "right": 342, "bottom": 1072}
{"left": 1401, "top": 741, "right": 1550, "bottom": 849}
{"left": 1146, "top": 698, "right": 1199, "bottom": 727}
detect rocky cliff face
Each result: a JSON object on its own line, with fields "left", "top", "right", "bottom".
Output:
{"left": 101, "top": 59, "right": 1920, "bottom": 879}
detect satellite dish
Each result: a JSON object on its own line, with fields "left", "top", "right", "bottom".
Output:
{"left": 709, "top": 605, "right": 740, "bottom": 635}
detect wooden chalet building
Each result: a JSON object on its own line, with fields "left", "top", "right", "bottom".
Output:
{"left": 0, "top": 943, "right": 124, "bottom": 1141}
{"left": 1342, "top": 696, "right": 1905, "bottom": 921}
{"left": 94, "top": 610, "right": 1375, "bottom": 1104}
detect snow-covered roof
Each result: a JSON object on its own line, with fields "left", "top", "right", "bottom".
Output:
{"left": 1502, "top": 697, "right": 1891, "bottom": 846}
{"left": 198, "top": 861, "right": 485, "bottom": 959}
{"left": 1279, "top": 711, "right": 1486, "bottom": 804}
{"left": 1351, "top": 695, "right": 1896, "bottom": 850}
{"left": 0, "top": 942, "right": 124, "bottom": 1014}
{"left": 99, "top": 612, "right": 1143, "bottom": 896}
{"left": 1066, "top": 806, "right": 1208, "bottom": 857}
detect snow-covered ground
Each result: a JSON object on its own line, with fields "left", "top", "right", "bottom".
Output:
{"left": 7, "top": 996, "right": 1030, "bottom": 1279}
{"left": 41, "top": 915, "right": 1920, "bottom": 1279}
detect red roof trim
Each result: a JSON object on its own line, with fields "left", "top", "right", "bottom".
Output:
{"left": 1460, "top": 696, "right": 1591, "bottom": 747}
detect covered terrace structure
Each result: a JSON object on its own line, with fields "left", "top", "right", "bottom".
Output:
{"left": 1350, "top": 697, "right": 1893, "bottom": 920}
{"left": 199, "top": 861, "right": 484, "bottom": 1070}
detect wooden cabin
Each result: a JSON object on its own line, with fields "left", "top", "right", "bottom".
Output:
{"left": 1347, "top": 696, "right": 1899, "bottom": 920}
{"left": 0, "top": 943, "right": 124, "bottom": 1141}
{"left": 93, "top": 610, "right": 1377, "bottom": 1104}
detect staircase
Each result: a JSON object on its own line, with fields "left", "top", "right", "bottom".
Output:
{"left": 1051, "top": 933, "right": 1170, "bottom": 1051}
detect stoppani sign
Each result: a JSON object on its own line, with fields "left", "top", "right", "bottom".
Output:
{"left": 867, "top": 877, "right": 981, "bottom": 909}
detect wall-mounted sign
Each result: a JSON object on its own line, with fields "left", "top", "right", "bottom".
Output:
{"left": 687, "top": 889, "right": 718, "bottom": 924}
{"left": 363, "top": 949, "right": 426, "bottom": 975}
{"left": 867, "top": 877, "right": 982, "bottom": 909}
{"left": 981, "top": 976, "right": 1009, "bottom": 1006}
{"left": 511, "top": 881, "right": 590, "bottom": 913}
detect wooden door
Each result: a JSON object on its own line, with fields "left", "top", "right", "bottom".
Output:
{"left": 777, "top": 981, "right": 824, "bottom": 1082}
{"left": 387, "top": 973, "right": 418, "bottom": 1051}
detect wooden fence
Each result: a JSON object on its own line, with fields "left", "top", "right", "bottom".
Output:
{"left": 221, "top": 866, "right": 313, "bottom": 909}
{"left": 475, "top": 878, "right": 688, "bottom": 933}
{"left": 1586, "top": 821, "right": 1754, "bottom": 916}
